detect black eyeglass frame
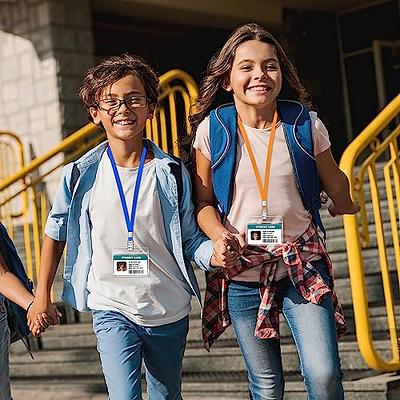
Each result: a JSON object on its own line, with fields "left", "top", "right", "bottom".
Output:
{"left": 96, "top": 95, "right": 150, "bottom": 112}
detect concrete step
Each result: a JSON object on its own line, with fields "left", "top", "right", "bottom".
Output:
{"left": 329, "top": 247, "right": 396, "bottom": 279}
{"left": 10, "top": 373, "right": 400, "bottom": 400}
{"left": 190, "top": 267, "right": 398, "bottom": 307}
{"left": 178, "top": 376, "right": 400, "bottom": 399}
{"left": 30, "top": 301, "right": 400, "bottom": 353}
{"left": 326, "top": 223, "right": 396, "bottom": 254}
{"left": 10, "top": 337, "right": 396, "bottom": 379}
{"left": 320, "top": 198, "right": 392, "bottom": 231}
{"left": 181, "top": 340, "right": 393, "bottom": 374}
{"left": 335, "top": 271, "right": 400, "bottom": 306}
{"left": 47, "top": 287, "right": 400, "bottom": 337}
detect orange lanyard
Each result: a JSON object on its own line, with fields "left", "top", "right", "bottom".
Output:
{"left": 237, "top": 110, "right": 278, "bottom": 217}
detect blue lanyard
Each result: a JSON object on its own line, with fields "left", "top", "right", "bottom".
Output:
{"left": 107, "top": 145, "right": 147, "bottom": 248}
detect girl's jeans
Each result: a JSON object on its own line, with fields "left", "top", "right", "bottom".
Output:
{"left": 92, "top": 310, "right": 189, "bottom": 400}
{"left": 0, "top": 299, "right": 11, "bottom": 400}
{"left": 227, "top": 268, "right": 344, "bottom": 400}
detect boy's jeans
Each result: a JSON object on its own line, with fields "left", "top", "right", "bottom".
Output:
{"left": 0, "top": 300, "right": 11, "bottom": 400}
{"left": 92, "top": 310, "right": 189, "bottom": 400}
{"left": 227, "top": 272, "right": 344, "bottom": 400}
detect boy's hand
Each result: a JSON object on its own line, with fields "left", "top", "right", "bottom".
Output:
{"left": 328, "top": 201, "right": 361, "bottom": 217}
{"left": 27, "top": 299, "right": 62, "bottom": 332}
{"left": 211, "top": 231, "right": 245, "bottom": 269}
{"left": 30, "top": 313, "right": 53, "bottom": 337}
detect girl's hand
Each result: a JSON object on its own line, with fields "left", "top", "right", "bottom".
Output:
{"left": 28, "top": 299, "right": 62, "bottom": 332}
{"left": 230, "top": 232, "right": 246, "bottom": 254}
{"left": 30, "top": 313, "right": 53, "bottom": 337}
{"left": 211, "top": 232, "right": 242, "bottom": 269}
{"left": 328, "top": 201, "right": 361, "bottom": 217}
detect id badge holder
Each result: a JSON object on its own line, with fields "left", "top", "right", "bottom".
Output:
{"left": 112, "top": 247, "right": 150, "bottom": 277}
{"left": 247, "top": 216, "right": 284, "bottom": 245}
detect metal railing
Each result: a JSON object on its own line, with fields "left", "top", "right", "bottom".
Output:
{"left": 0, "top": 69, "right": 198, "bottom": 287}
{"left": 340, "top": 93, "right": 400, "bottom": 371}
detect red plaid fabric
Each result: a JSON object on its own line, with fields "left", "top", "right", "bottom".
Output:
{"left": 202, "top": 224, "right": 346, "bottom": 350}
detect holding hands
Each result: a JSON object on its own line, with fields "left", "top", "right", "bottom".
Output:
{"left": 27, "top": 299, "right": 62, "bottom": 337}
{"left": 211, "top": 231, "right": 246, "bottom": 269}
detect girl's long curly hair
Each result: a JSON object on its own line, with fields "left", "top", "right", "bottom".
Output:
{"left": 182, "top": 23, "right": 312, "bottom": 167}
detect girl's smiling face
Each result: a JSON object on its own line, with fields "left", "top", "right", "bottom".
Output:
{"left": 225, "top": 40, "right": 282, "bottom": 111}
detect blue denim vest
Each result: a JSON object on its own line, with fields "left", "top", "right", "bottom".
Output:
{"left": 209, "top": 100, "right": 325, "bottom": 235}
{"left": 44, "top": 139, "right": 213, "bottom": 312}
{"left": 0, "top": 223, "right": 33, "bottom": 339}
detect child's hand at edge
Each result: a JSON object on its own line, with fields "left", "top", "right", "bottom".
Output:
{"left": 328, "top": 201, "right": 361, "bottom": 217}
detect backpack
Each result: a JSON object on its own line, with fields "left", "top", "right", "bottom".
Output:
{"left": 209, "top": 101, "right": 325, "bottom": 236}
{"left": 0, "top": 222, "right": 33, "bottom": 343}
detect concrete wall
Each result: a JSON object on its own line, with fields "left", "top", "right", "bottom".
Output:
{"left": 0, "top": 0, "right": 95, "bottom": 168}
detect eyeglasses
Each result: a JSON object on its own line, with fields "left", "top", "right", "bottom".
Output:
{"left": 97, "top": 95, "right": 148, "bottom": 112}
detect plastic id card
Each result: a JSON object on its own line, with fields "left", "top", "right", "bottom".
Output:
{"left": 112, "top": 247, "right": 149, "bottom": 277}
{"left": 247, "top": 216, "right": 283, "bottom": 245}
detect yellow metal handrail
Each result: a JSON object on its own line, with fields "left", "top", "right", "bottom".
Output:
{"left": 340, "top": 93, "right": 400, "bottom": 371}
{"left": 0, "top": 131, "right": 26, "bottom": 236}
{"left": 0, "top": 69, "right": 198, "bottom": 291}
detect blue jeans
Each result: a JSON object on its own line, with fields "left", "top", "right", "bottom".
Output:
{"left": 0, "top": 299, "right": 11, "bottom": 400}
{"left": 227, "top": 266, "right": 344, "bottom": 400}
{"left": 92, "top": 310, "right": 189, "bottom": 400}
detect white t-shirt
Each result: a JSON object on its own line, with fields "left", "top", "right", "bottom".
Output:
{"left": 87, "top": 154, "right": 192, "bottom": 326}
{"left": 193, "top": 111, "right": 331, "bottom": 281}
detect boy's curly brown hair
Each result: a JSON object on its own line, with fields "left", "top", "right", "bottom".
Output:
{"left": 79, "top": 54, "right": 159, "bottom": 123}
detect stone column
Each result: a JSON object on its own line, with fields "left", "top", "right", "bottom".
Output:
{"left": 0, "top": 0, "right": 95, "bottom": 165}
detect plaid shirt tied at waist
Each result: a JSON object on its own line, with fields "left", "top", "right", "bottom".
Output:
{"left": 202, "top": 223, "right": 346, "bottom": 351}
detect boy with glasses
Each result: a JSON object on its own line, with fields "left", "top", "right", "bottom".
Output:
{"left": 27, "top": 54, "right": 234, "bottom": 400}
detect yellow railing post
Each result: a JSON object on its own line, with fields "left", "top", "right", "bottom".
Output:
{"left": 340, "top": 93, "right": 400, "bottom": 371}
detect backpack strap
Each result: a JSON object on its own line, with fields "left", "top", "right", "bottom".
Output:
{"left": 278, "top": 101, "right": 325, "bottom": 237}
{"left": 70, "top": 164, "right": 80, "bottom": 195}
{"left": 169, "top": 156, "right": 183, "bottom": 208}
{"left": 209, "top": 104, "right": 237, "bottom": 217}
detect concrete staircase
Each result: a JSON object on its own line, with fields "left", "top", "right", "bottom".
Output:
{"left": 9, "top": 179, "right": 400, "bottom": 399}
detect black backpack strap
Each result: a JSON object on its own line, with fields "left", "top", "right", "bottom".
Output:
{"left": 70, "top": 164, "right": 80, "bottom": 195}
{"left": 0, "top": 226, "right": 8, "bottom": 261}
{"left": 169, "top": 156, "right": 183, "bottom": 208}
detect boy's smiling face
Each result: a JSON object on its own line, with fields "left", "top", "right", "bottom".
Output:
{"left": 89, "top": 74, "right": 155, "bottom": 143}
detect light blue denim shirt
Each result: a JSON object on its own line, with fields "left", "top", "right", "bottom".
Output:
{"left": 45, "top": 139, "right": 213, "bottom": 312}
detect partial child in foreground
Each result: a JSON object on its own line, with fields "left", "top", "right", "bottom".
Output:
{"left": 0, "top": 222, "right": 54, "bottom": 400}
{"left": 191, "top": 23, "right": 360, "bottom": 400}
{"left": 28, "top": 54, "right": 231, "bottom": 400}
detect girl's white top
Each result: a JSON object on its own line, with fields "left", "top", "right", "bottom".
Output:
{"left": 194, "top": 111, "right": 331, "bottom": 281}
